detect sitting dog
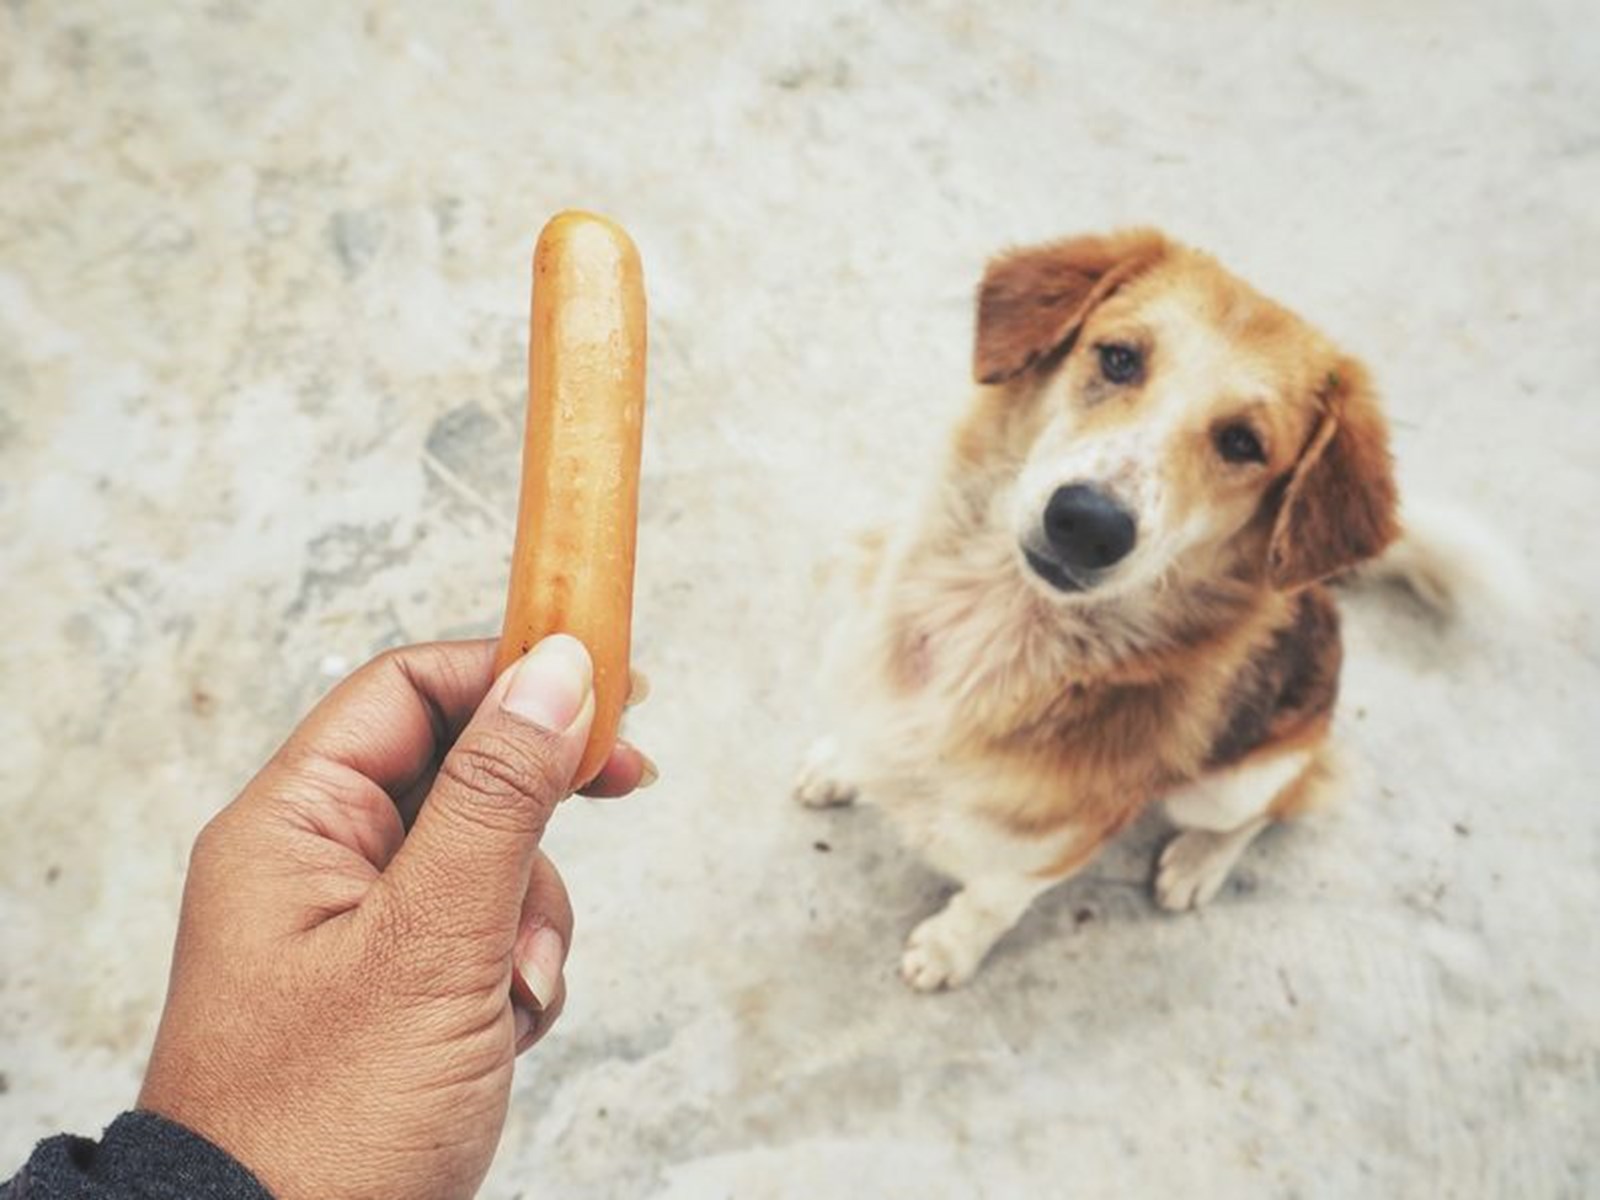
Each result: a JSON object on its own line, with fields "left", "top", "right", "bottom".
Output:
{"left": 797, "top": 228, "right": 1460, "bottom": 990}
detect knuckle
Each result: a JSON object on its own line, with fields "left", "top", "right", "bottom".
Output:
{"left": 188, "top": 814, "right": 227, "bottom": 866}
{"left": 272, "top": 755, "right": 346, "bottom": 811}
{"left": 436, "top": 725, "right": 566, "bottom": 832}
{"left": 274, "top": 755, "right": 395, "bottom": 837}
{"left": 362, "top": 644, "right": 413, "bottom": 683}
{"left": 187, "top": 808, "right": 245, "bottom": 875}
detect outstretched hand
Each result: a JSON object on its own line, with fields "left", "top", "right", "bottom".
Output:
{"left": 138, "top": 636, "right": 651, "bottom": 1200}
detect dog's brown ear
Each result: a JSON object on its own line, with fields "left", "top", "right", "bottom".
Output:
{"left": 1267, "top": 358, "right": 1400, "bottom": 590}
{"left": 973, "top": 229, "right": 1167, "bottom": 385}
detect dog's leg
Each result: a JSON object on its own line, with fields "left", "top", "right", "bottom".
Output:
{"left": 900, "top": 870, "right": 1069, "bottom": 991}
{"left": 1154, "top": 820, "right": 1270, "bottom": 912}
{"left": 792, "top": 735, "right": 859, "bottom": 808}
{"left": 1155, "top": 749, "right": 1315, "bottom": 912}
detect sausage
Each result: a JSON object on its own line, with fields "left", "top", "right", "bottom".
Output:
{"left": 495, "top": 210, "right": 647, "bottom": 788}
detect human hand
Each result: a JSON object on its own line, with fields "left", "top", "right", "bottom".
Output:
{"left": 137, "top": 636, "right": 651, "bottom": 1200}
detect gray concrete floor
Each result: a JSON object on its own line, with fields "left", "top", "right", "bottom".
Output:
{"left": 3, "top": 2, "right": 1598, "bottom": 1196}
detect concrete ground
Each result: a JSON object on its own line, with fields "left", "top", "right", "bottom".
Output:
{"left": 3, "top": 2, "right": 1597, "bottom": 1195}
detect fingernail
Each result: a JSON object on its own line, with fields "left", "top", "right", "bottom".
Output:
{"left": 502, "top": 636, "right": 593, "bottom": 733}
{"left": 513, "top": 1002, "right": 535, "bottom": 1047}
{"left": 516, "top": 926, "right": 565, "bottom": 1010}
{"left": 627, "top": 669, "right": 651, "bottom": 706}
{"left": 637, "top": 752, "right": 659, "bottom": 789}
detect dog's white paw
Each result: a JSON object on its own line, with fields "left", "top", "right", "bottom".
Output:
{"left": 1155, "top": 829, "right": 1240, "bottom": 911}
{"left": 792, "top": 737, "right": 858, "bottom": 809}
{"left": 793, "top": 771, "right": 857, "bottom": 809}
{"left": 900, "top": 907, "right": 986, "bottom": 992}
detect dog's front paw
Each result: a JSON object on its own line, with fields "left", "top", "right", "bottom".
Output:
{"left": 900, "top": 907, "right": 986, "bottom": 992}
{"left": 1155, "top": 829, "right": 1237, "bottom": 911}
{"left": 792, "top": 737, "right": 858, "bottom": 809}
{"left": 793, "top": 771, "right": 857, "bottom": 809}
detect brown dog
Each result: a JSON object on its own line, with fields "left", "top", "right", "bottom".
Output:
{"left": 796, "top": 229, "right": 1449, "bottom": 990}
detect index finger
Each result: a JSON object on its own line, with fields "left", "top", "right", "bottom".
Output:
{"left": 275, "top": 639, "right": 498, "bottom": 799}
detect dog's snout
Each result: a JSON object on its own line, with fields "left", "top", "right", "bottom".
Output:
{"left": 1043, "top": 485, "right": 1137, "bottom": 571}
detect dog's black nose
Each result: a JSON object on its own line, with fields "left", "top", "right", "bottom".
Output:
{"left": 1043, "top": 485, "right": 1137, "bottom": 572}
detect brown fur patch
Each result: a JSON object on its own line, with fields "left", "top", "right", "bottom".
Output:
{"left": 1268, "top": 358, "right": 1400, "bottom": 590}
{"left": 1206, "top": 587, "right": 1342, "bottom": 767}
{"left": 972, "top": 230, "right": 1168, "bottom": 384}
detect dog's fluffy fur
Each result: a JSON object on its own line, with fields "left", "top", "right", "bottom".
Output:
{"left": 797, "top": 229, "right": 1475, "bottom": 990}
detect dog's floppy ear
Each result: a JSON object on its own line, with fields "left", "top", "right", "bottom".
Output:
{"left": 973, "top": 229, "right": 1167, "bottom": 385}
{"left": 1267, "top": 357, "right": 1399, "bottom": 590}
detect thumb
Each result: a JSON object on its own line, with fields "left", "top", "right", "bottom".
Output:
{"left": 378, "top": 635, "right": 594, "bottom": 950}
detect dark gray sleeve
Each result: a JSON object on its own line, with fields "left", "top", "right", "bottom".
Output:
{"left": 2, "top": 1111, "right": 274, "bottom": 1200}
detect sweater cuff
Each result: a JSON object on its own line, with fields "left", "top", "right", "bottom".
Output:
{"left": 103, "top": 1113, "right": 273, "bottom": 1200}
{"left": 8, "top": 1111, "right": 275, "bottom": 1200}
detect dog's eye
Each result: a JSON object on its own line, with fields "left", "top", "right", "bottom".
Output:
{"left": 1215, "top": 423, "right": 1266, "bottom": 465}
{"left": 1096, "top": 343, "right": 1142, "bottom": 385}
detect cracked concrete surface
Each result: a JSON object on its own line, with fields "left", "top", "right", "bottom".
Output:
{"left": 2, "top": 2, "right": 1597, "bottom": 1196}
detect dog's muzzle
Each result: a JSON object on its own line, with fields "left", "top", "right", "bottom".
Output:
{"left": 1023, "top": 484, "right": 1138, "bottom": 592}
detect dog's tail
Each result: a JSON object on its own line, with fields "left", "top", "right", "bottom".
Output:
{"left": 1344, "top": 498, "right": 1537, "bottom": 620}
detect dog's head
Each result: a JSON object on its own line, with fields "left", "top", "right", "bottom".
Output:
{"left": 968, "top": 230, "right": 1398, "bottom": 602}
